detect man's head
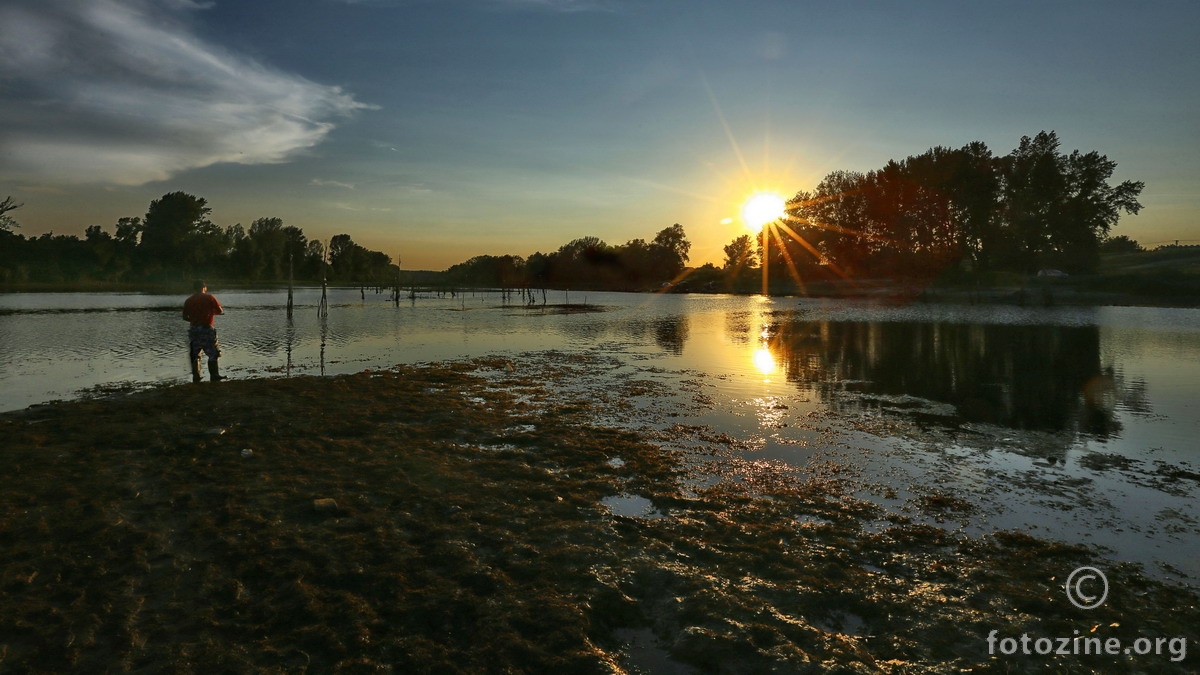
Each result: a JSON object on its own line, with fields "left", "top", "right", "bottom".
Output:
{"left": 193, "top": 279, "right": 207, "bottom": 292}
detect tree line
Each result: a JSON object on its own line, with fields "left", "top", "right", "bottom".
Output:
{"left": 0, "top": 130, "right": 1145, "bottom": 291}
{"left": 0, "top": 191, "right": 695, "bottom": 291}
{"left": 728, "top": 131, "right": 1145, "bottom": 287}
{"left": 0, "top": 192, "right": 397, "bottom": 286}
{"left": 443, "top": 224, "right": 692, "bottom": 290}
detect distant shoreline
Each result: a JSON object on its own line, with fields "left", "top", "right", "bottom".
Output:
{"left": 4, "top": 277, "right": 1199, "bottom": 309}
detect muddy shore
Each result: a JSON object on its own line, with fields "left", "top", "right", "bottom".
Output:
{"left": 2, "top": 361, "right": 1196, "bottom": 673}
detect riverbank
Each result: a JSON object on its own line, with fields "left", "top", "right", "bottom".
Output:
{"left": 2, "top": 362, "right": 1196, "bottom": 673}
{"left": 5, "top": 279, "right": 1198, "bottom": 309}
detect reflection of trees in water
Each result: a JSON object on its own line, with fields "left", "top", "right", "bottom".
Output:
{"left": 606, "top": 315, "right": 690, "bottom": 355}
{"left": 724, "top": 311, "right": 752, "bottom": 345}
{"left": 759, "top": 314, "right": 1139, "bottom": 439}
{"left": 654, "top": 317, "right": 688, "bottom": 355}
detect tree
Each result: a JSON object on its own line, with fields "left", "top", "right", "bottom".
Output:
{"left": 794, "top": 170, "right": 872, "bottom": 271}
{"left": 784, "top": 133, "right": 1141, "bottom": 278}
{"left": 139, "top": 192, "right": 215, "bottom": 277}
{"left": 282, "top": 226, "right": 308, "bottom": 279}
{"left": 327, "top": 233, "right": 392, "bottom": 283}
{"left": 723, "top": 234, "right": 756, "bottom": 269}
{"left": 721, "top": 234, "right": 757, "bottom": 290}
{"left": 945, "top": 141, "right": 1001, "bottom": 269}
{"left": 650, "top": 224, "right": 691, "bottom": 280}
{"left": 246, "top": 217, "right": 286, "bottom": 280}
{"left": 1099, "top": 235, "right": 1143, "bottom": 254}
{"left": 555, "top": 236, "right": 617, "bottom": 286}
{"left": 304, "top": 240, "right": 326, "bottom": 279}
{"left": 328, "top": 234, "right": 362, "bottom": 281}
{"left": 114, "top": 217, "right": 142, "bottom": 249}
{"left": 999, "top": 131, "right": 1143, "bottom": 273}
{"left": 0, "top": 196, "right": 22, "bottom": 232}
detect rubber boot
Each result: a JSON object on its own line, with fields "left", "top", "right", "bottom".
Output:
{"left": 208, "top": 359, "right": 225, "bottom": 382}
{"left": 191, "top": 357, "right": 203, "bottom": 384}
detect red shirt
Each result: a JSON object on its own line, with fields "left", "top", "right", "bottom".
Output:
{"left": 183, "top": 292, "right": 224, "bottom": 327}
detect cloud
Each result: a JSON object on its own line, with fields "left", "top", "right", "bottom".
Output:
{"left": 310, "top": 178, "right": 357, "bottom": 190}
{"left": 331, "top": 0, "right": 621, "bottom": 11}
{"left": 0, "top": 0, "right": 371, "bottom": 185}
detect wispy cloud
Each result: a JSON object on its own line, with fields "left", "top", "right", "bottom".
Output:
{"left": 310, "top": 178, "right": 357, "bottom": 190}
{"left": 0, "top": 0, "right": 372, "bottom": 186}
{"left": 330, "top": 201, "right": 393, "bottom": 213}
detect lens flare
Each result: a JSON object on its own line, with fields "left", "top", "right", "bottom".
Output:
{"left": 742, "top": 192, "right": 785, "bottom": 232}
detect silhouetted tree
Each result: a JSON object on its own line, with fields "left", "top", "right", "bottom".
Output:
{"left": 999, "top": 132, "right": 1142, "bottom": 273}
{"left": 1099, "top": 235, "right": 1143, "bottom": 254}
{"left": 786, "top": 132, "right": 1142, "bottom": 278}
{"left": 650, "top": 224, "right": 691, "bottom": 280}
{"left": 0, "top": 196, "right": 22, "bottom": 232}
{"left": 139, "top": 191, "right": 220, "bottom": 279}
{"left": 283, "top": 226, "right": 308, "bottom": 280}
{"left": 245, "top": 217, "right": 287, "bottom": 280}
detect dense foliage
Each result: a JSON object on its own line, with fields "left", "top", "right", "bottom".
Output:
{"left": 445, "top": 223, "right": 692, "bottom": 290}
{"left": 761, "top": 131, "right": 1144, "bottom": 284}
{"left": 0, "top": 192, "right": 396, "bottom": 286}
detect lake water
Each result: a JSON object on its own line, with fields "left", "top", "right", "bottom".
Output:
{"left": 3, "top": 289, "right": 1198, "bottom": 579}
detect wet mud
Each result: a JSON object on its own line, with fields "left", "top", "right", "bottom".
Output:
{"left": 2, "top": 360, "right": 1196, "bottom": 673}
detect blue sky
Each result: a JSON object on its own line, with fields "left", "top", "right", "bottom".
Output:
{"left": 2, "top": 0, "right": 1197, "bottom": 269}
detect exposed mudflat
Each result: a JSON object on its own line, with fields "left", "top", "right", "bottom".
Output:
{"left": 2, "top": 358, "right": 1196, "bottom": 673}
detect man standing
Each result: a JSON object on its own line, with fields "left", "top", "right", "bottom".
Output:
{"left": 183, "top": 280, "right": 225, "bottom": 383}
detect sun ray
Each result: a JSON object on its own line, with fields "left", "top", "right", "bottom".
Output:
{"left": 701, "top": 73, "right": 753, "bottom": 183}
{"left": 774, "top": 219, "right": 851, "bottom": 281}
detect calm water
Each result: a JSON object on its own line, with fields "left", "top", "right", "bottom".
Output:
{"left": 3, "top": 289, "right": 1199, "bottom": 577}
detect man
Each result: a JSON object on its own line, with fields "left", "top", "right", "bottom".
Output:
{"left": 182, "top": 280, "right": 225, "bottom": 383}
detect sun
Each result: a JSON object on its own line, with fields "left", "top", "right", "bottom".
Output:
{"left": 742, "top": 192, "right": 786, "bottom": 232}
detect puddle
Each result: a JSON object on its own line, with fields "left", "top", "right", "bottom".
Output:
{"left": 613, "top": 627, "right": 698, "bottom": 674}
{"left": 601, "top": 494, "right": 665, "bottom": 519}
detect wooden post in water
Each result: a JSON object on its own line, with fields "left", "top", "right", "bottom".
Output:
{"left": 393, "top": 253, "right": 401, "bottom": 307}
{"left": 318, "top": 240, "right": 329, "bottom": 319}
{"left": 287, "top": 251, "right": 294, "bottom": 318}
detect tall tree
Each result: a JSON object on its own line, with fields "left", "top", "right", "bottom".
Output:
{"left": 139, "top": 192, "right": 215, "bottom": 277}
{"left": 650, "top": 223, "right": 691, "bottom": 280}
{"left": 945, "top": 141, "right": 1001, "bottom": 269}
{"left": 790, "top": 170, "right": 872, "bottom": 273}
{"left": 0, "top": 196, "right": 22, "bottom": 232}
{"left": 999, "top": 131, "right": 1142, "bottom": 273}
{"left": 723, "top": 234, "right": 756, "bottom": 271}
{"left": 247, "top": 217, "right": 286, "bottom": 280}
{"left": 998, "top": 131, "right": 1067, "bottom": 272}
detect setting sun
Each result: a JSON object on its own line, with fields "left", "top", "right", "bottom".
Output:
{"left": 742, "top": 192, "right": 786, "bottom": 232}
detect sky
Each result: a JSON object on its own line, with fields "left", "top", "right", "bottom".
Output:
{"left": 1, "top": 0, "right": 1198, "bottom": 270}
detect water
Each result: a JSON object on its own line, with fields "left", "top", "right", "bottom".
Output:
{"left": 3, "top": 289, "right": 1199, "bottom": 578}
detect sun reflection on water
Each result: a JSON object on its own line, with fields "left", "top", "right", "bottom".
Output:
{"left": 752, "top": 347, "right": 776, "bottom": 377}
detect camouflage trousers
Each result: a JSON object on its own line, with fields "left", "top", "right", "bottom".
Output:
{"left": 188, "top": 325, "right": 222, "bottom": 363}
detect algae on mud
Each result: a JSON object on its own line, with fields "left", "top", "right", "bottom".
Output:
{"left": 1, "top": 361, "right": 1196, "bottom": 673}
